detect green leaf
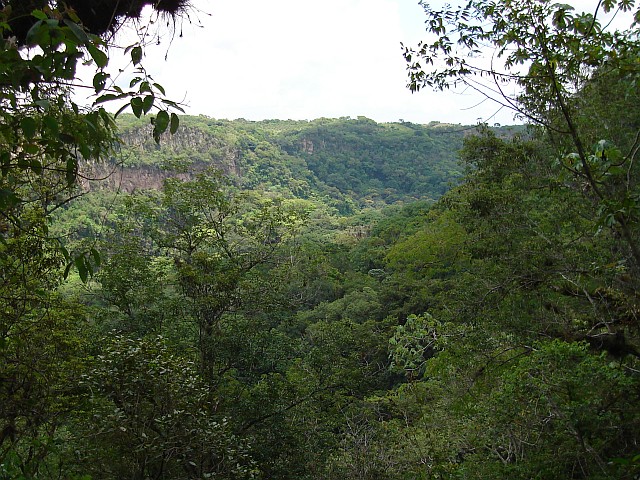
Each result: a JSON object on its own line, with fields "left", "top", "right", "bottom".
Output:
{"left": 34, "top": 99, "right": 51, "bottom": 109}
{"left": 63, "top": 18, "right": 89, "bottom": 43}
{"left": 25, "top": 20, "right": 44, "bottom": 46}
{"left": 131, "top": 97, "right": 143, "bottom": 118}
{"left": 24, "top": 143, "right": 39, "bottom": 155}
{"left": 142, "top": 94, "right": 154, "bottom": 114}
{"left": 75, "top": 256, "right": 88, "bottom": 283}
{"left": 139, "top": 81, "right": 152, "bottom": 94}
{"left": 131, "top": 46, "right": 143, "bottom": 66}
{"left": 161, "top": 99, "right": 186, "bottom": 113}
{"left": 0, "top": 188, "right": 20, "bottom": 210}
{"left": 153, "top": 82, "right": 166, "bottom": 95}
{"left": 0, "top": 151, "right": 10, "bottom": 172}
{"left": 95, "top": 93, "right": 122, "bottom": 105}
{"left": 170, "top": 112, "right": 180, "bottom": 134}
{"left": 17, "top": 157, "right": 30, "bottom": 169}
{"left": 87, "top": 42, "right": 108, "bottom": 68}
{"left": 63, "top": 261, "right": 73, "bottom": 280}
{"left": 93, "top": 71, "right": 109, "bottom": 93}
{"left": 31, "top": 10, "right": 48, "bottom": 21}
{"left": 114, "top": 103, "right": 130, "bottom": 118}
{"left": 153, "top": 110, "right": 170, "bottom": 143}
{"left": 30, "top": 159, "right": 42, "bottom": 174}
{"left": 58, "top": 242, "right": 71, "bottom": 261}
{"left": 66, "top": 9, "right": 81, "bottom": 24}
{"left": 90, "top": 248, "right": 101, "bottom": 267}
{"left": 20, "top": 117, "right": 37, "bottom": 139}
{"left": 66, "top": 157, "right": 77, "bottom": 186}
{"left": 43, "top": 114, "right": 59, "bottom": 134}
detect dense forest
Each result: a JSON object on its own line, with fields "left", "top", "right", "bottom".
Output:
{"left": 2, "top": 1, "right": 640, "bottom": 479}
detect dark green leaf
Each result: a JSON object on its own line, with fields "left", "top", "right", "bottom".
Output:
{"left": 63, "top": 18, "right": 88, "bottom": 43}
{"left": 161, "top": 99, "right": 186, "bottom": 113}
{"left": 131, "top": 46, "right": 143, "bottom": 66}
{"left": 154, "top": 110, "right": 170, "bottom": 141}
{"left": 25, "top": 21, "right": 44, "bottom": 46}
{"left": 30, "top": 159, "right": 42, "bottom": 174}
{"left": 131, "top": 97, "right": 143, "bottom": 118}
{"left": 170, "top": 112, "right": 179, "bottom": 134}
{"left": 87, "top": 42, "right": 108, "bottom": 68}
{"left": 93, "top": 71, "right": 109, "bottom": 93}
{"left": 153, "top": 82, "right": 166, "bottom": 95}
{"left": 142, "top": 94, "right": 154, "bottom": 114}
{"left": 66, "top": 157, "right": 77, "bottom": 186}
{"left": 0, "top": 188, "right": 20, "bottom": 210}
{"left": 63, "top": 262, "right": 73, "bottom": 280}
{"left": 95, "top": 93, "right": 121, "bottom": 105}
{"left": 114, "top": 103, "right": 130, "bottom": 118}
{"left": 17, "top": 157, "right": 30, "bottom": 169}
{"left": 90, "top": 248, "right": 101, "bottom": 267}
{"left": 75, "top": 256, "right": 88, "bottom": 283}
{"left": 21, "top": 117, "right": 37, "bottom": 139}
{"left": 43, "top": 114, "right": 59, "bottom": 134}
{"left": 58, "top": 242, "right": 70, "bottom": 261}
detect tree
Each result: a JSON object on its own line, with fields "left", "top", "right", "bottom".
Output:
{"left": 403, "top": 0, "right": 640, "bottom": 270}
{"left": 0, "top": 2, "right": 183, "bottom": 276}
{"left": 119, "top": 170, "right": 307, "bottom": 380}
{"left": 0, "top": 3, "right": 187, "bottom": 475}
{"left": 71, "top": 334, "right": 257, "bottom": 480}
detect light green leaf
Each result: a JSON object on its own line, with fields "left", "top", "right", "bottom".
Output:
{"left": 31, "top": 10, "right": 48, "bottom": 20}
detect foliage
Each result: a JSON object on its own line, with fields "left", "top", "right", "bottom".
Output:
{"left": 0, "top": 4, "right": 182, "bottom": 279}
{"left": 5, "top": 1, "right": 640, "bottom": 478}
{"left": 403, "top": 0, "right": 640, "bottom": 269}
{"left": 112, "top": 115, "right": 475, "bottom": 209}
{"left": 72, "top": 334, "right": 257, "bottom": 479}
{"left": 0, "top": 214, "right": 87, "bottom": 477}
{"left": 0, "top": 3, "right": 185, "bottom": 478}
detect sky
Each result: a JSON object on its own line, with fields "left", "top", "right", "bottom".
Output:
{"left": 84, "top": 0, "right": 627, "bottom": 126}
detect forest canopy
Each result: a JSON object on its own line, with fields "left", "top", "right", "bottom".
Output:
{"left": 1, "top": 0, "right": 640, "bottom": 479}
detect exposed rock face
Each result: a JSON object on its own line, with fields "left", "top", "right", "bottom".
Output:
{"left": 80, "top": 162, "right": 192, "bottom": 193}
{"left": 80, "top": 125, "right": 242, "bottom": 193}
{"left": 301, "top": 138, "right": 314, "bottom": 155}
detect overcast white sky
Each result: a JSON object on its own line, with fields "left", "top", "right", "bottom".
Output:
{"left": 87, "top": 0, "right": 625, "bottom": 126}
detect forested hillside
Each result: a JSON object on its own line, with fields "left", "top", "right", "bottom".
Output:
{"left": 94, "top": 115, "right": 483, "bottom": 209}
{"left": 2, "top": 1, "right": 640, "bottom": 480}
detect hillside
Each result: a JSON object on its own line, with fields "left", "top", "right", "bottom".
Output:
{"left": 84, "top": 115, "right": 517, "bottom": 211}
